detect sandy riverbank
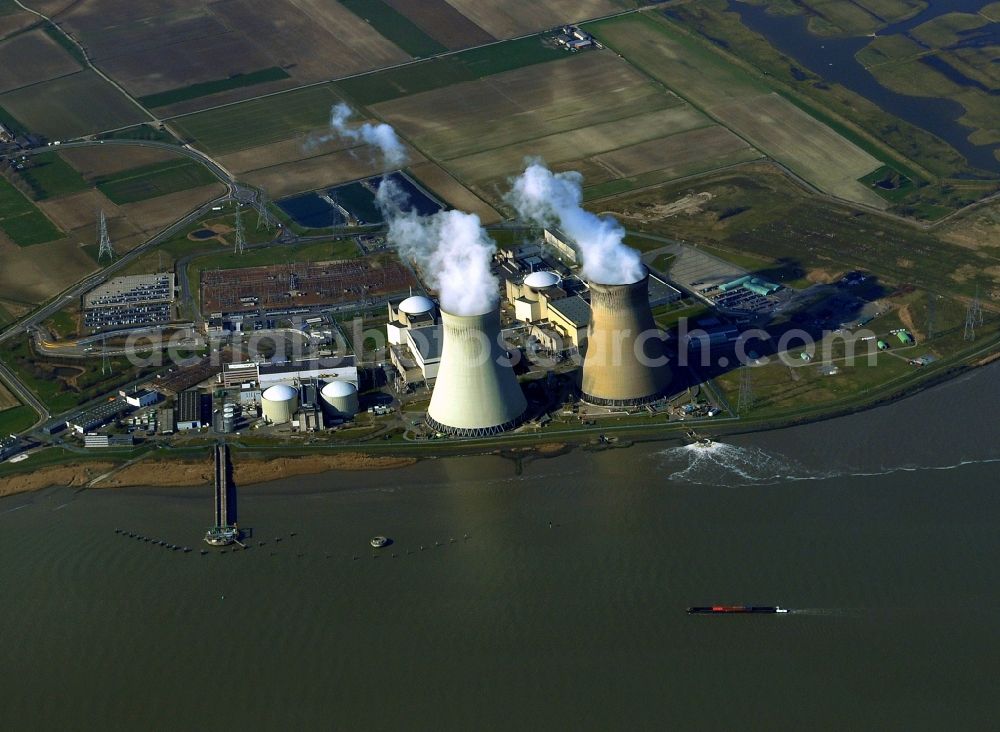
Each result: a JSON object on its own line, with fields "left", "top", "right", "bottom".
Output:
{"left": 0, "top": 462, "right": 116, "bottom": 499}
{"left": 0, "top": 453, "right": 419, "bottom": 497}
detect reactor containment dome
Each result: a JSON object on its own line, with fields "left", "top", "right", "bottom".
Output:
{"left": 261, "top": 383, "right": 299, "bottom": 424}
{"left": 398, "top": 295, "right": 435, "bottom": 316}
{"left": 581, "top": 269, "right": 670, "bottom": 406}
{"left": 426, "top": 308, "right": 527, "bottom": 437}
{"left": 321, "top": 380, "right": 359, "bottom": 418}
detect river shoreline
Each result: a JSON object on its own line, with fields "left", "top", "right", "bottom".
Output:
{"left": 1, "top": 355, "right": 997, "bottom": 498}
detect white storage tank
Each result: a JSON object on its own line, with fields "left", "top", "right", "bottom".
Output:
{"left": 321, "top": 380, "right": 359, "bottom": 418}
{"left": 261, "top": 383, "right": 299, "bottom": 424}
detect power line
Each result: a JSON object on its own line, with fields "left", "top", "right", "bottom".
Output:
{"left": 737, "top": 364, "right": 754, "bottom": 415}
{"left": 965, "top": 285, "right": 984, "bottom": 341}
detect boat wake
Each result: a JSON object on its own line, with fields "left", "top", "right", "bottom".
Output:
{"left": 660, "top": 442, "right": 1000, "bottom": 486}
{"left": 661, "top": 442, "right": 822, "bottom": 486}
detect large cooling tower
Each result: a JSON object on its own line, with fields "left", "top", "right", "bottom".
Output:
{"left": 581, "top": 270, "right": 670, "bottom": 406}
{"left": 426, "top": 308, "right": 527, "bottom": 437}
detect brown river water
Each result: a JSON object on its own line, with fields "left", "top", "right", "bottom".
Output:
{"left": 2, "top": 364, "right": 999, "bottom": 729}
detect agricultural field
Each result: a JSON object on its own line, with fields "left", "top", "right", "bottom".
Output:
{"left": 407, "top": 162, "right": 500, "bottom": 223}
{"left": 373, "top": 49, "right": 757, "bottom": 203}
{"left": 60, "top": 146, "right": 178, "bottom": 178}
{"left": 238, "top": 146, "right": 426, "bottom": 199}
{"left": 0, "top": 70, "right": 146, "bottom": 139}
{"left": 95, "top": 160, "right": 219, "bottom": 205}
{"left": 588, "top": 13, "right": 886, "bottom": 208}
{"left": 47, "top": 0, "right": 407, "bottom": 115}
{"left": 444, "top": 0, "right": 628, "bottom": 39}
{"left": 0, "top": 27, "right": 82, "bottom": 94}
{"left": 169, "top": 85, "right": 344, "bottom": 155}
{"left": 15, "top": 152, "right": 89, "bottom": 200}
{"left": 339, "top": 0, "right": 447, "bottom": 57}
{"left": 138, "top": 67, "right": 291, "bottom": 109}
{"left": 0, "top": 177, "right": 62, "bottom": 246}
{"left": 382, "top": 0, "right": 494, "bottom": 49}
{"left": 334, "top": 34, "right": 575, "bottom": 106}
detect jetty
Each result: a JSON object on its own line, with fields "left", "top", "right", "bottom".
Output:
{"left": 205, "top": 444, "right": 240, "bottom": 546}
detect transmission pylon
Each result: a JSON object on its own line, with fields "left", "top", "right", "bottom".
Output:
{"left": 965, "top": 286, "right": 984, "bottom": 341}
{"left": 737, "top": 364, "right": 754, "bottom": 415}
{"left": 255, "top": 191, "right": 277, "bottom": 231}
{"left": 926, "top": 290, "right": 935, "bottom": 341}
{"left": 233, "top": 204, "right": 245, "bottom": 255}
{"left": 100, "top": 334, "right": 111, "bottom": 375}
{"left": 97, "top": 210, "right": 114, "bottom": 261}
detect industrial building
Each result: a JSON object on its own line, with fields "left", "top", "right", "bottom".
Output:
{"left": 0, "top": 434, "right": 22, "bottom": 460}
{"left": 67, "top": 400, "right": 130, "bottom": 435}
{"left": 581, "top": 270, "right": 671, "bottom": 407}
{"left": 390, "top": 323, "right": 443, "bottom": 385}
{"left": 426, "top": 307, "right": 527, "bottom": 437}
{"left": 386, "top": 295, "right": 437, "bottom": 345}
{"left": 83, "top": 434, "right": 135, "bottom": 448}
{"left": 221, "top": 357, "right": 358, "bottom": 391}
{"left": 176, "top": 389, "right": 205, "bottom": 430}
{"left": 120, "top": 388, "right": 159, "bottom": 408}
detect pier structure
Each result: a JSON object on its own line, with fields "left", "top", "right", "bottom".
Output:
{"left": 205, "top": 444, "right": 241, "bottom": 546}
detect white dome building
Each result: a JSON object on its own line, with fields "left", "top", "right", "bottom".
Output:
{"left": 523, "top": 270, "right": 561, "bottom": 291}
{"left": 398, "top": 295, "right": 435, "bottom": 317}
{"left": 261, "top": 383, "right": 299, "bottom": 424}
{"left": 321, "top": 380, "right": 359, "bottom": 418}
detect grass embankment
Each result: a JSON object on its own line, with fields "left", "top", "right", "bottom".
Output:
{"left": 95, "top": 159, "right": 218, "bottom": 204}
{"left": 0, "top": 405, "right": 36, "bottom": 434}
{"left": 138, "top": 67, "right": 291, "bottom": 108}
{"left": 0, "top": 177, "right": 62, "bottom": 245}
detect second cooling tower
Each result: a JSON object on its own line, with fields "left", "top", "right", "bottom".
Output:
{"left": 581, "top": 270, "right": 670, "bottom": 406}
{"left": 427, "top": 308, "right": 527, "bottom": 437}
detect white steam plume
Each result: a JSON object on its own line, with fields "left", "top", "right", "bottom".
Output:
{"left": 310, "top": 103, "right": 407, "bottom": 168}
{"left": 506, "top": 161, "right": 643, "bottom": 285}
{"left": 377, "top": 180, "right": 498, "bottom": 316}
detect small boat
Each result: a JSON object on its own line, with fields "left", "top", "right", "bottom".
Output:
{"left": 688, "top": 606, "right": 788, "bottom": 615}
{"left": 370, "top": 535, "right": 389, "bottom": 548}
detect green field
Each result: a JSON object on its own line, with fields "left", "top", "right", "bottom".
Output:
{"left": 0, "top": 177, "right": 62, "bottom": 246}
{"left": 41, "top": 22, "right": 86, "bottom": 67}
{"left": 98, "top": 124, "right": 179, "bottom": 143}
{"left": 95, "top": 159, "right": 218, "bottom": 204}
{"left": 0, "top": 104, "right": 27, "bottom": 136}
{"left": 138, "top": 67, "right": 291, "bottom": 108}
{"left": 0, "top": 405, "right": 35, "bottom": 434}
{"left": 335, "top": 33, "right": 569, "bottom": 105}
{"left": 339, "top": 0, "right": 447, "bottom": 57}
{"left": 170, "top": 84, "right": 343, "bottom": 154}
{"left": 16, "top": 152, "right": 89, "bottom": 200}
{"left": 334, "top": 58, "right": 476, "bottom": 106}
